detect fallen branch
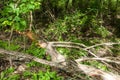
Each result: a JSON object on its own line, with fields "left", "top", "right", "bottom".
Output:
{"left": 0, "top": 48, "right": 120, "bottom": 80}
{"left": 84, "top": 42, "right": 120, "bottom": 50}
{"left": 0, "top": 48, "right": 61, "bottom": 68}
{"left": 75, "top": 57, "right": 120, "bottom": 64}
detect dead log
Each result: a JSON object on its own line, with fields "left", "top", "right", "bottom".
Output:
{"left": 0, "top": 48, "right": 120, "bottom": 80}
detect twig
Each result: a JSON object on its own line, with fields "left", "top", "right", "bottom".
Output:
{"left": 8, "top": 28, "right": 14, "bottom": 47}
{"left": 84, "top": 42, "right": 120, "bottom": 50}
{"left": 75, "top": 57, "right": 120, "bottom": 64}
{"left": 29, "top": 11, "right": 33, "bottom": 31}
{"left": 51, "top": 42, "right": 87, "bottom": 48}
{"left": 83, "top": 49, "right": 99, "bottom": 57}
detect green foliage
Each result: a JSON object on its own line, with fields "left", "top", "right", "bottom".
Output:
{"left": 57, "top": 47, "right": 88, "bottom": 59}
{"left": 0, "top": 67, "right": 63, "bottom": 80}
{"left": 57, "top": 0, "right": 66, "bottom": 9}
{"left": 0, "top": 0, "right": 120, "bottom": 79}
{"left": 91, "top": 17, "right": 111, "bottom": 37}
{"left": 25, "top": 43, "right": 51, "bottom": 67}
{"left": 23, "top": 70, "right": 63, "bottom": 80}
{"left": 25, "top": 43, "right": 46, "bottom": 58}
{"left": 46, "top": 10, "right": 111, "bottom": 41}
{"left": 0, "top": 40, "right": 20, "bottom": 50}
{"left": 82, "top": 61, "right": 108, "bottom": 71}
{"left": 46, "top": 11, "right": 87, "bottom": 40}
{"left": 0, "top": 67, "right": 20, "bottom": 80}
{"left": 94, "top": 26, "right": 110, "bottom": 37}
{"left": 0, "top": 0, "right": 41, "bottom": 31}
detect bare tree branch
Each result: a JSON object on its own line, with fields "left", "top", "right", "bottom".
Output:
{"left": 0, "top": 48, "right": 120, "bottom": 80}
{"left": 0, "top": 48, "right": 60, "bottom": 67}
{"left": 84, "top": 42, "right": 120, "bottom": 50}
{"left": 75, "top": 57, "right": 120, "bottom": 64}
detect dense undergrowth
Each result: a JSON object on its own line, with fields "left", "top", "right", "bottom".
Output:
{"left": 0, "top": 0, "right": 120, "bottom": 80}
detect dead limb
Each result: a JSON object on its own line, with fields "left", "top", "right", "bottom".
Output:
{"left": 39, "top": 41, "right": 120, "bottom": 49}
{"left": 75, "top": 57, "right": 120, "bottom": 64}
{"left": 84, "top": 42, "right": 120, "bottom": 50}
{"left": 0, "top": 48, "right": 120, "bottom": 80}
{"left": 38, "top": 41, "right": 120, "bottom": 58}
{"left": 0, "top": 48, "right": 59, "bottom": 67}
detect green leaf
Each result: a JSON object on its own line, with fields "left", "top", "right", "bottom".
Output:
{"left": 14, "top": 16, "right": 20, "bottom": 22}
{"left": 0, "top": 72, "right": 5, "bottom": 79}
{"left": 19, "top": 3, "right": 29, "bottom": 13}
{"left": 8, "top": 16, "right": 13, "bottom": 20}
{"left": 32, "top": 74, "right": 38, "bottom": 80}
{"left": 2, "top": 20, "right": 12, "bottom": 26}
{"left": 27, "top": 4, "right": 35, "bottom": 10}
{"left": 14, "top": 22, "right": 20, "bottom": 30}
{"left": 6, "top": 67, "right": 14, "bottom": 73}
{"left": 15, "top": 8, "right": 20, "bottom": 16}
{"left": 21, "top": 0, "right": 27, "bottom": 2}
{"left": 9, "top": 3, "right": 15, "bottom": 10}
{"left": 20, "top": 20, "right": 26, "bottom": 27}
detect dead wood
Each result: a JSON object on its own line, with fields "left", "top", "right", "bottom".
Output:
{"left": 0, "top": 48, "right": 120, "bottom": 80}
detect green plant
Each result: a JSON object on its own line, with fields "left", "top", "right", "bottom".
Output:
{"left": 91, "top": 16, "right": 111, "bottom": 38}
{"left": 0, "top": 40, "right": 20, "bottom": 50}
{"left": 25, "top": 43, "right": 51, "bottom": 67}
{"left": 25, "top": 43, "right": 46, "bottom": 58}
{"left": 45, "top": 11, "right": 87, "bottom": 41}
{"left": 0, "top": 67, "right": 63, "bottom": 80}
{"left": 0, "top": 0, "right": 41, "bottom": 31}
{"left": 0, "top": 67, "right": 20, "bottom": 80}
{"left": 34, "top": 71, "right": 63, "bottom": 80}
{"left": 23, "top": 70, "right": 63, "bottom": 80}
